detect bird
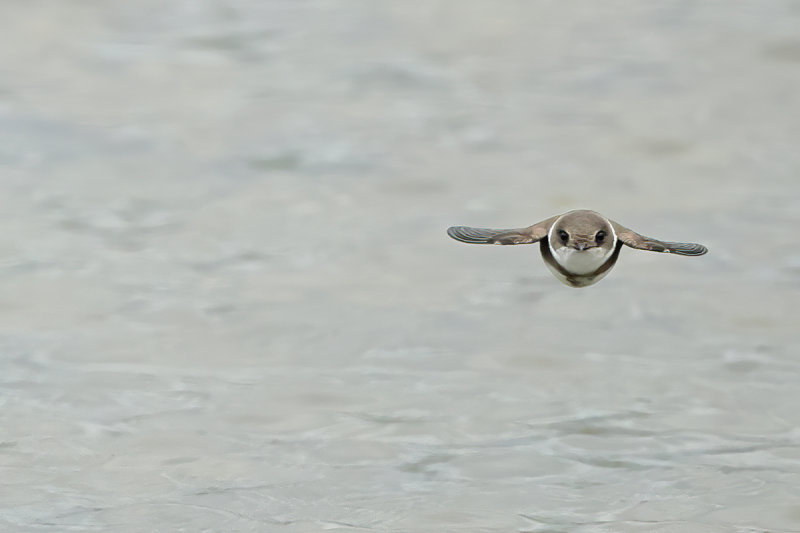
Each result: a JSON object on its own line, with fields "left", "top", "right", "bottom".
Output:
{"left": 447, "top": 209, "right": 707, "bottom": 288}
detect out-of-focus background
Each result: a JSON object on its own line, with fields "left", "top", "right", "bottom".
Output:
{"left": 1, "top": 2, "right": 799, "bottom": 532}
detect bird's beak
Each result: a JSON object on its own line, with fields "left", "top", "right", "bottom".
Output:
{"left": 575, "top": 242, "right": 588, "bottom": 251}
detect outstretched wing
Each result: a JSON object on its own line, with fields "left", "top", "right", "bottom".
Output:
{"left": 447, "top": 216, "right": 557, "bottom": 245}
{"left": 610, "top": 221, "right": 708, "bottom": 256}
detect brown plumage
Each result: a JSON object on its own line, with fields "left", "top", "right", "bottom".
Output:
{"left": 447, "top": 209, "right": 707, "bottom": 287}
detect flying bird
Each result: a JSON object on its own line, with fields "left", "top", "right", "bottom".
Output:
{"left": 447, "top": 209, "right": 707, "bottom": 288}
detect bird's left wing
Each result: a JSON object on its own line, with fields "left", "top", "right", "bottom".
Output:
{"left": 610, "top": 221, "right": 708, "bottom": 256}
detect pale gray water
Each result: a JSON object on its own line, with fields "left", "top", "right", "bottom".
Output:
{"left": 1, "top": 1, "right": 800, "bottom": 532}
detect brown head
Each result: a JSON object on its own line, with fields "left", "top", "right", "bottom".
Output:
{"left": 548, "top": 210, "right": 616, "bottom": 253}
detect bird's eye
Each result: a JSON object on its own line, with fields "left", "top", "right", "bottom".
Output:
{"left": 595, "top": 230, "right": 606, "bottom": 243}
{"left": 558, "top": 230, "right": 569, "bottom": 243}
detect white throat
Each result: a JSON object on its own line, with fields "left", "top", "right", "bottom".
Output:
{"left": 550, "top": 246, "right": 613, "bottom": 274}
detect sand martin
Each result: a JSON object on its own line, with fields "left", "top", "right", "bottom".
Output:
{"left": 447, "top": 209, "right": 707, "bottom": 287}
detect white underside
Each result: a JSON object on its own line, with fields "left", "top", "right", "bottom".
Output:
{"left": 543, "top": 260, "right": 607, "bottom": 287}
{"left": 544, "top": 248, "right": 615, "bottom": 287}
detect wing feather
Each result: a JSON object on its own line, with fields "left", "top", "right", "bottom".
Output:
{"left": 447, "top": 216, "right": 557, "bottom": 245}
{"left": 446, "top": 226, "right": 536, "bottom": 245}
{"left": 610, "top": 221, "right": 708, "bottom": 256}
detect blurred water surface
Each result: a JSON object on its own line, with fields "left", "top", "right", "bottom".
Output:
{"left": 1, "top": 1, "right": 800, "bottom": 532}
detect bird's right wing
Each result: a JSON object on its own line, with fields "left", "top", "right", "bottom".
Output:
{"left": 447, "top": 216, "right": 558, "bottom": 245}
